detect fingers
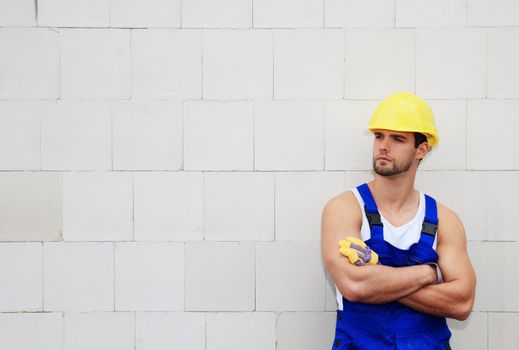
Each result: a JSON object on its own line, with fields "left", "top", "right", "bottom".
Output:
{"left": 338, "top": 237, "right": 380, "bottom": 266}
{"left": 368, "top": 250, "right": 379, "bottom": 265}
{"left": 364, "top": 249, "right": 371, "bottom": 262}
{"left": 338, "top": 238, "right": 367, "bottom": 254}
{"left": 339, "top": 245, "right": 367, "bottom": 260}
{"left": 339, "top": 246, "right": 365, "bottom": 265}
{"left": 348, "top": 243, "right": 367, "bottom": 253}
{"left": 338, "top": 239, "right": 348, "bottom": 247}
{"left": 345, "top": 237, "right": 367, "bottom": 248}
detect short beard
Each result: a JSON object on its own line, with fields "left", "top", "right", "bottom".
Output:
{"left": 373, "top": 154, "right": 414, "bottom": 177}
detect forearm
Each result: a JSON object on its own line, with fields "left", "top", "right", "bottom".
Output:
{"left": 339, "top": 263, "right": 436, "bottom": 304}
{"left": 399, "top": 280, "right": 475, "bottom": 320}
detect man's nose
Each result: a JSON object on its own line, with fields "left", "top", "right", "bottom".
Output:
{"left": 378, "top": 138, "right": 389, "bottom": 151}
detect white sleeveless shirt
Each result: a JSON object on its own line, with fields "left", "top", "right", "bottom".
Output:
{"left": 335, "top": 187, "right": 438, "bottom": 310}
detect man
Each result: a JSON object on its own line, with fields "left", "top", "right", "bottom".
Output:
{"left": 321, "top": 92, "right": 476, "bottom": 349}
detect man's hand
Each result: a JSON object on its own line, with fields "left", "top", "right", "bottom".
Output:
{"left": 397, "top": 204, "right": 477, "bottom": 320}
{"left": 338, "top": 237, "right": 379, "bottom": 266}
{"left": 405, "top": 242, "right": 442, "bottom": 283}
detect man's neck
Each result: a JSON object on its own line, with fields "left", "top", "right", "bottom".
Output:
{"left": 368, "top": 171, "right": 418, "bottom": 213}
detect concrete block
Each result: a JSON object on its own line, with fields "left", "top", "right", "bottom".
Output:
{"left": 184, "top": 101, "right": 253, "bottom": 170}
{"left": 110, "top": 0, "right": 181, "bottom": 28}
{"left": 324, "top": 100, "right": 376, "bottom": 170}
{"left": 447, "top": 312, "right": 487, "bottom": 350}
{"left": 487, "top": 28, "right": 519, "bottom": 98}
{"left": 415, "top": 171, "right": 487, "bottom": 241}
{"left": 0, "top": 101, "right": 50, "bottom": 170}
{"left": 467, "top": 100, "right": 519, "bottom": 170}
{"left": 417, "top": 28, "right": 486, "bottom": 99}
{"left": 0, "top": 0, "right": 35, "bottom": 26}
{"left": 468, "top": 0, "right": 519, "bottom": 26}
{"left": 41, "top": 100, "right": 111, "bottom": 171}
{"left": 204, "top": 171, "right": 274, "bottom": 241}
{"left": 203, "top": 30, "right": 272, "bottom": 99}
{"left": 114, "top": 242, "right": 184, "bottom": 311}
{"left": 275, "top": 171, "right": 344, "bottom": 241}
{"left": 487, "top": 172, "right": 519, "bottom": 241}
{"left": 182, "top": 0, "right": 252, "bottom": 28}
{"left": 274, "top": 29, "right": 343, "bottom": 99}
{"left": 396, "top": 0, "right": 466, "bottom": 27}
{"left": 38, "top": 0, "right": 109, "bottom": 27}
{"left": 134, "top": 172, "right": 203, "bottom": 241}
{"left": 64, "top": 312, "right": 134, "bottom": 350}
{"left": 325, "top": 0, "right": 394, "bottom": 27}
{"left": 113, "top": 100, "right": 183, "bottom": 171}
{"left": 256, "top": 242, "right": 325, "bottom": 311}
{"left": 253, "top": 0, "right": 323, "bottom": 28}
{"left": 469, "top": 241, "right": 519, "bottom": 312}
{"left": 420, "top": 100, "right": 466, "bottom": 170}
{"left": 60, "top": 29, "right": 131, "bottom": 99}
{"left": 0, "top": 243, "right": 42, "bottom": 311}
{"left": 255, "top": 100, "right": 324, "bottom": 170}
{"left": 277, "top": 312, "right": 336, "bottom": 350}
{"left": 132, "top": 29, "right": 202, "bottom": 99}
{"left": 185, "top": 242, "right": 255, "bottom": 311}
{"left": 0, "top": 172, "right": 62, "bottom": 241}
{"left": 136, "top": 312, "right": 205, "bottom": 350}
{"left": 63, "top": 172, "right": 133, "bottom": 241}
{"left": 0, "top": 313, "right": 63, "bottom": 350}
{"left": 345, "top": 29, "right": 415, "bottom": 99}
{"left": 0, "top": 28, "right": 58, "bottom": 98}
{"left": 43, "top": 242, "right": 113, "bottom": 311}
{"left": 207, "top": 312, "right": 275, "bottom": 350}
{"left": 489, "top": 313, "right": 519, "bottom": 350}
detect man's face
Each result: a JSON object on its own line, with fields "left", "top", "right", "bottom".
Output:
{"left": 371, "top": 129, "right": 419, "bottom": 177}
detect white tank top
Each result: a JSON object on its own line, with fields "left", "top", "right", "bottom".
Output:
{"left": 334, "top": 187, "right": 438, "bottom": 310}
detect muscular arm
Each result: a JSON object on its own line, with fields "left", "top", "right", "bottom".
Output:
{"left": 398, "top": 204, "right": 476, "bottom": 320}
{"left": 321, "top": 192, "right": 437, "bottom": 304}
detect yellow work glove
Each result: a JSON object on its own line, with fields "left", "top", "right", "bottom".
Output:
{"left": 338, "top": 237, "right": 379, "bottom": 266}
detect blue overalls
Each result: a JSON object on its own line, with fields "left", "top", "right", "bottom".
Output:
{"left": 332, "top": 183, "right": 452, "bottom": 350}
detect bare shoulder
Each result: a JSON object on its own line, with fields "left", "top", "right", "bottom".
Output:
{"left": 321, "top": 190, "right": 362, "bottom": 230}
{"left": 436, "top": 202, "right": 467, "bottom": 245}
{"left": 323, "top": 190, "right": 359, "bottom": 213}
{"left": 437, "top": 202, "right": 461, "bottom": 222}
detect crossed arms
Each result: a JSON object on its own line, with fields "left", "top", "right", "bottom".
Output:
{"left": 321, "top": 191, "right": 476, "bottom": 321}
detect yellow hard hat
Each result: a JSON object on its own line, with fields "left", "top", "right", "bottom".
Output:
{"left": 368, "top": 91, "right": 439, "bottom": 148}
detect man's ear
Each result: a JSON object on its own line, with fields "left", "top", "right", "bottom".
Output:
{"left": 417, "top": 142, "right": 430, "bottom": 160}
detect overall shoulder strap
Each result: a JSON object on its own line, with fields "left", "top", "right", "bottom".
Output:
{"left": 418, "top": 194, "right": 438, "bottom": 247}
{"left": 356, "top": 183, "right": 383, "bottom": 240}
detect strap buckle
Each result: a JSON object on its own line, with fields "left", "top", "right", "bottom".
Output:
{"left": 421, "top": 221, "right": 438, "bottom": 237}
{"left": 364, "top": 206, "right": 382, "bottom": 227}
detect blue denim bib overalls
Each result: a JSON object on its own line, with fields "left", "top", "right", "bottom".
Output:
{"left": 332, "top": 183, "right": 452, "bottom": 350}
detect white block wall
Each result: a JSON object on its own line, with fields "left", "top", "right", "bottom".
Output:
{"left": 0, "top": 0, "right": 518, "bottom": 349}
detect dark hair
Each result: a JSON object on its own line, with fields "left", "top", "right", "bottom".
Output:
{"left": 413, "top": 132, "right": 428, "bottom": 148}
